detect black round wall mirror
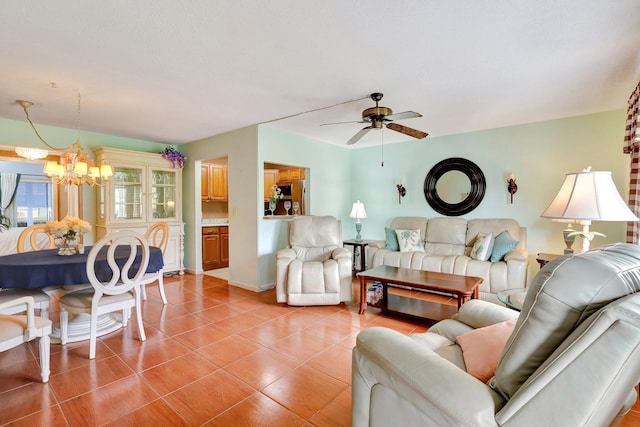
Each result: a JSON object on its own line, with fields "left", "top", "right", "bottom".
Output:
{"left": 423, "top": 158, "right": 486, "bottom": 216}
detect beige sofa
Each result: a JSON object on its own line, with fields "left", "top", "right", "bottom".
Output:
{"left": 352, "top": 243, "right": 640, "bottom": 426}
{"left": 366, "top": 217, "right": 528, "bottom": 303}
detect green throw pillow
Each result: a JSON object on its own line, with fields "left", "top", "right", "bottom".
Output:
{"left": 490, "top": 230, "right": 519, "bottom": 262}
{"left": 385, "top": 227, "right": 399, "bottom": 251}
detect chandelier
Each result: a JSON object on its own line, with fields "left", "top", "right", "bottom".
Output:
{"left": 15, "top": 94, "right": 113, "bottom": 186}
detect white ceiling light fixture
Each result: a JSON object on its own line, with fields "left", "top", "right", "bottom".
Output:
{"left": 16, "top": 94, "right": 113, "bottom": 187}
{"left": 14, "top": 146, "right": 48, "bottom": 160}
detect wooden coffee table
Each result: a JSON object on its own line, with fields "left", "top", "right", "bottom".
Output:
{"left": 357, "top": 265, "right": 483, "bottom": 321}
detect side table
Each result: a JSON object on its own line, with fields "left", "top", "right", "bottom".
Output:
{"left": 343, "top": 239, "right": 371, "bottom": 274}
{"left": 536, "top": 253, "right": 561, "bottom": 269}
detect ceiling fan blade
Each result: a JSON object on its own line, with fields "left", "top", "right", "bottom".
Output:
{"left": 320, "top": 120, "right": 363, "bottom": 126}
{"left": 346, "top": 126, "right": 373, "bottom": 145}
{"left": 386, "top": 122, "right": 428, "bottom": 139}
{"left": 384, "top": 111, "right": 422, "bottom": 121}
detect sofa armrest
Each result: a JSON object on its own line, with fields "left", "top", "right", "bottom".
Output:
{"left": 353, "top": 327, "right": 504, "bottom": 427}
{"left": 452, "top": 299, "right": 520, "bottom": 329}
{"left": 504, "top": 249, "right": 528, "bottom": 263}
{"left": 332, "top": 247, "right": 351, "bottom": 260}
{"left": 368, "top": 240, "right": 385, "bottom": 249}
{"left": 276, "top": 248, "right": 296, "bottom": 261}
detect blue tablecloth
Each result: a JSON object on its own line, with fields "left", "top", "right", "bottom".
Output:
{"left": 0, "top": 246, "right": 164, "bottom": 289}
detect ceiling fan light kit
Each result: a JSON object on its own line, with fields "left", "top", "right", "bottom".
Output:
{"left": 323, "top": 92, "right": 429, "bottom": 146}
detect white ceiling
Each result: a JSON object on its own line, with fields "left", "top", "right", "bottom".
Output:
{"left": 1, "top": 1, "right": 639, "bottom": 149}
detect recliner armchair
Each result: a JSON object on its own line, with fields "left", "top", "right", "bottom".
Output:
{"left": 352, "top": 243, "right": 640, "bottom": 426}
{"left": 276, "top": 215, "right": 352, "bottom": 306}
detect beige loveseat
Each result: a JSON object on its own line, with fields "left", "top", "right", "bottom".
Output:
{"left": 366, "top": 217, "right": 528, "bottom": 303}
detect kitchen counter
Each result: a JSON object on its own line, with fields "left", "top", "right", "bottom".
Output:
{"left": 202, "top": 218, "right": 228, "bottom": 225}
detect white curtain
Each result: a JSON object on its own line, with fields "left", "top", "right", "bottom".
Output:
{"left": 0, "top": 172, "right": 20, "bottom": 227}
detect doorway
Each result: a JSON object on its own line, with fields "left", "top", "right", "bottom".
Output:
{"left": 201, "top": 156, "right": 229, "bottom": 272}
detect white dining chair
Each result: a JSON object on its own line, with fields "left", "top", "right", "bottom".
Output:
{"left": 0, "top": 289, "right": 50, "bottom": 319}
{"left": 58, "top": 230, "right": 150, "bottom": 359}
{"left": 139, "top": 222, "right": 169, "bottom": 304}
{"left": 6, "top": 224, "right": 55, "bottom": 314}
{"left": 0, "top": 296, "right": 52, "bottom": 383}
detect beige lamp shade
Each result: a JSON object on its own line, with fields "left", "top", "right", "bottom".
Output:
{"left": 349, "top": 200, "right": 367, "bottom": 220}
{"left": 541, "top": 169, "right": 638, "bottom": 252}
{"left": 541, "top": 170, "right": 637, "bottom": 222}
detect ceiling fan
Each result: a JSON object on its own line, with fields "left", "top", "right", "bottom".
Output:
{"left": 321, "top": 92, "right": 429, "bottom": 145}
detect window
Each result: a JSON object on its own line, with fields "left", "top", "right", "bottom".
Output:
{"left": 15, "top": 179, "right": 53, "bottom": 226}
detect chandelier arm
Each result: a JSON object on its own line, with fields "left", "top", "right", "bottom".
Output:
{"left": 21, "top": 105, "right": 75, "bottom": 151}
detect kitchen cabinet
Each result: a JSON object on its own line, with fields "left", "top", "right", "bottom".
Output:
{"left": 202, "top": 163, "right": 227, "bottom": 201}
{"left": 278, "top": 168, "right": 305, "bottom": 181}
{"left": 94, "top": 147, "right": 184, "bottom": 275}
{"left": 264, "top": 169, "right": 279, "bottom": 201}
{"left": 203, "top": 225, "right": 228, "bottom": 270}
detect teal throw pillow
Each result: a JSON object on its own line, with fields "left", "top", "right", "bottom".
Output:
{"left": 385, "top": 227, "right": 399, "bottom": 251}
{"left": 490, "top": 230, "right": 519, "bottom": 262}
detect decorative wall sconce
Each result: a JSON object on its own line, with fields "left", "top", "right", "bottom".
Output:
{"left": 396, "top": 183, "right": 406, "bottom": 204}
{"left": 507, "top": 173, "right": 517, "bottom": 204}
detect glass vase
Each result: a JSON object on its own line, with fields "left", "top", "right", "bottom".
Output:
{"left": 54, "top": 236, "right": 78, "bottom": 256}
{"left": 268, "top": 200, "right": 276, "bottom": 216}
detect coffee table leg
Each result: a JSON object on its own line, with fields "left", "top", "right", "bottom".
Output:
{"left": 359, "top": 276, "right": 367, "bottom": 314}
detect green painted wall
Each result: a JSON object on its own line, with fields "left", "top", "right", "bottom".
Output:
{"left": 348, "top": 109, "right": 630, "bottom": 280}
{"left": 2, "top": 108, "right": 631, "bottom": 289}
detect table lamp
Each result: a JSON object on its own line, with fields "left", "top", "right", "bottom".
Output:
{"left": 350, "top": 200, "right": 367, "bottom": 242}
{"left": 541, "top": 167, "right": 638, "bottom": 252}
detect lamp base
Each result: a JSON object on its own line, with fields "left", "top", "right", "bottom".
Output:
{"left": 355, "top": 222, "right": 363, "bottom": 242}
{"left": 562, "top": 229, "right": 575, "bottom": 254}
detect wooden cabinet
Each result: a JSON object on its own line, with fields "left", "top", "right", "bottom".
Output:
{"left": 278, "top": 168, "right": 305, "bottom": 181}
{"left": 94, "top": 147, "right": 184, "bottom": 275}
{"left": 264, "top": 169, "right": 279, "bottom": 201}
{"left": 202, "top": 226, "right": 228, "bottom": 270}
{"left": 202, "top": 163, "right": 227, "bottom": 201}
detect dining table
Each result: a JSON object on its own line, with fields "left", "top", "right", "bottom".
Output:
{"left": 0, "top": 245, "right": 164, "bottom": 344}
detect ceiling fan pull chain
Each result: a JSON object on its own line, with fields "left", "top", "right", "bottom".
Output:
{"left": 381, "top": 127, "right": 384, "bottom": 167}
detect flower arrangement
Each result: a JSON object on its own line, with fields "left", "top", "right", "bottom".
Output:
{"left": 45, "top": 216, "right": 92, "bottom": 240}
{"left": 269, "top": 185, "right": 283, "bottom": 205}
{"left": 160, "top": 147, "right": 186, "bottom": 169}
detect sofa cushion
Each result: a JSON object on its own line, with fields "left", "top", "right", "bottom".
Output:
{"left": 389, "top": 217, "right": 429, "bottom": 241}
{"left": 457, "top": 318, "right": 516, "bottom": 383}
{"left": 396, "top": 229, "right": 425, "bottom": 253}
{"left": 490, "top": 230, "right": 519, "bottom": 262}
{"left": 426, "top": 217, "right": 467, "bottom": 245}
{"left": 470, "top": 232, "right": 494, "bottom": 261}
{"left": 384, "top": 227, "right": 399, "bottom": 251}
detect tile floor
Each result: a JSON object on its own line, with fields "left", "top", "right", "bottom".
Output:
{"left": 1, "top": 274, "right": 639, "bottom": 426}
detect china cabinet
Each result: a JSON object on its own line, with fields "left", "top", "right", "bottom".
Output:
{"left": 94, "top": 147, "right": 184, "bottom": 274}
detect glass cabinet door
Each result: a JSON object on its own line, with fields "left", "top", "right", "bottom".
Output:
{"left": 113, "top": 166, "right": 144, "bottom": 221}
{"left": 151, "top": 169, "right": 177, "bottom": 220}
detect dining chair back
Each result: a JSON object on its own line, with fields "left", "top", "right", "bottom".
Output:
{"left": 140, "top": 221, "right": 169, "bottom": 304}
{"left": 58, "top": 230, "right": 150, "bottom": 359}
{"left": 0, "top": 296, "right": 52, "bottom": 382}
{"left": 16, "top": 224, "right": 55, "bottom": 253}
{"left": 6, "top": 224, "right": 54, "bottom": 315}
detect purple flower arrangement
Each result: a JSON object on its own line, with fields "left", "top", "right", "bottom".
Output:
{"left": 160, "top": 147, "right": 185, "bottom": 169}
